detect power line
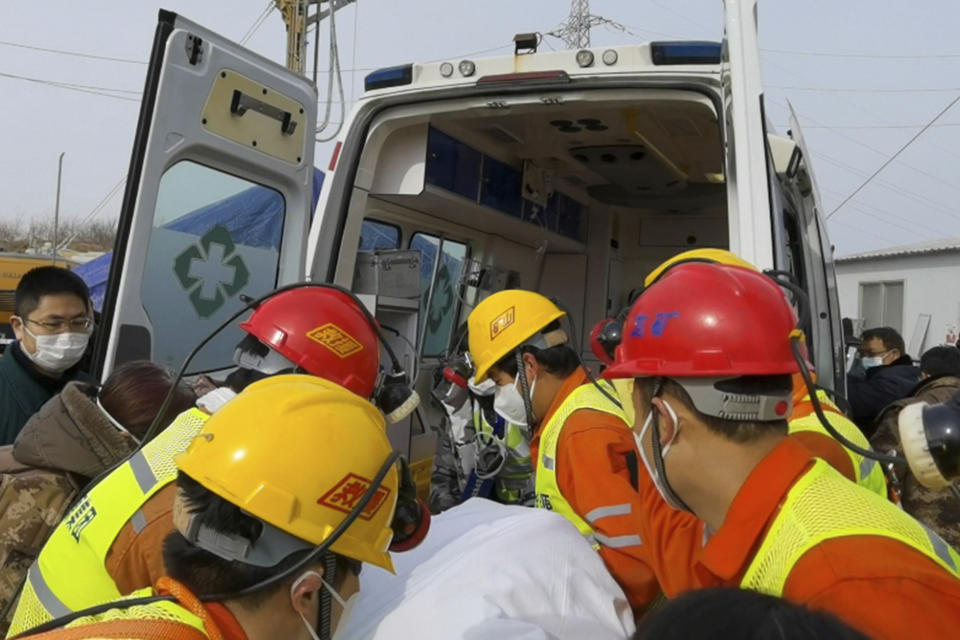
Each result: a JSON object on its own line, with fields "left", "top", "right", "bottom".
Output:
{"left": 0, "top": 39, "right": 146, "bottom": 64}
{"left": 0, "top": 70, "right": 141, "bottom": 101}
{"left": 240, "top": 1, "right": 275, "bottom": 45}
{"left": 826, "top": 93, "right": 960, "bottom": 219}
{"left": 762, "top": 47, "right": 960, "bottom": 60}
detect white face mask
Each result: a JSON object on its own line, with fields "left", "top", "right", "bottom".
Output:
{"left": 21, "top": 326, "right": 89, "bottom": 373}
{"left": 467, "top": 375, "right": 497, "bottom": 397}
{"left": 861, "top": 355, "right": 885, "bottom": 370}
{"left": 493, "top": 375, "right": 536, "bottom": 426}
{"left": 291, "top": 570, "right": 358, "bottom": 640}
{"left": 634, "top": 400, "right": 684, "bottom": 511}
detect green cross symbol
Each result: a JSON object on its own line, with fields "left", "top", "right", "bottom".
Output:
{"left": 173, "top": 225, "right": 250, "bottom": 318}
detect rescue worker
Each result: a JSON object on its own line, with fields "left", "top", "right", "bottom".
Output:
{"left": 8, "top": 286, "right": 421, "bottom": 635}
{"left": 603, "top": 262, "right": 960, "bottom": 639}
{"left": 600, "top": 248, "right": 887, "bottom": 498}
{"left": 12, "top": 374, "right": 402, "bottom": 640}
{"left": 430, "top": 327, "right": 534, "bottom": 512}
{"left": 466, "top": 290, "right": 659, "bottom": 614}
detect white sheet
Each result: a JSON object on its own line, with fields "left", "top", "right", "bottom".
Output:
{"left": 339, "top": 499, "right": 636, "bottom": 640}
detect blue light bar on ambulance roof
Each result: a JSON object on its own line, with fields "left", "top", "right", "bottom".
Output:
{"left": 650, "top": 41, "right": 722, "bottom": 65}
{"left": 364, "top": 64, "right": 413, "bottom": 91}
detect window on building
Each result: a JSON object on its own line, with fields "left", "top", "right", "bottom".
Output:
{"left": 859, "top": 281, "right": 904, "bottom": 333}
{"left": 410, "top": 232, "right": 468, "bottom": 357}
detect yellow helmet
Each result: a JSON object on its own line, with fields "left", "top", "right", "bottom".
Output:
{"left": 468, "top": 289, "right": 567, "bottom": 383}
{"left": 643, "top": 248, "right": 758, "bottom": 289}
{"left": 175, "top": 374, "right": 399, "bottom": 572}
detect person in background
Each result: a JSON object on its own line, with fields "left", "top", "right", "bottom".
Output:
{"left": 633, "top": 588, "right": 869, "bottom": 640}
{"left": 0, "top": 360, "right": 195, "bottom": 632}
{"left": 430, "top": 325, "right": 534, "bottom": 513}
{"left": 871, "top": 344, "right": 960, "bottom": 547}
{"left": 0, "top": 267, "right": 93, "bottom": 445}
{"left": 847, "top": 326, "right": 921, "bottom": 436}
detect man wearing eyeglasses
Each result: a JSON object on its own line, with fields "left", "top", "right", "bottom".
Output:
{"left": 0, "top": 266, "right": 93, "bottom": 445}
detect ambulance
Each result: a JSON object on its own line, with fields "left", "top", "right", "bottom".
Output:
{"left": 87, "top": 0, "right": 843, "bottom": 485}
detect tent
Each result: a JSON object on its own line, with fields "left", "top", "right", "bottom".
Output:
{"left": 75, "top": 169, "right": 324, "bottom": 312}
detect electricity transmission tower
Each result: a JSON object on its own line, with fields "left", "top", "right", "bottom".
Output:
{"left": 549, "top": 0, "right": 630, "bottom": 50}
{"left": 275, "top": 0, "right": 356, "bottom": 74}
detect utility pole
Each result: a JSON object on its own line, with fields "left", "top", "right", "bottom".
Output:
{"left": 275, "top": 0, "right": 357, "bottom": 75}
{"left": 52, "top": 152, "right": 65, "bottom": 265}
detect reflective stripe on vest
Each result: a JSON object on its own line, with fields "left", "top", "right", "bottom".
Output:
{"left": 534, "top": 380, "right": 631, "bottom": 549}
{"left": 18, "top": 587, "right": 210, "bottom": 640}
{"left": 789, "top": 391, "right": 887, "bottom": 499}
{"left": 741, "top": 459, "right": 960, "bottom": 596}
{"left": 8, "top": 409, "right": 210, "bottom": 637}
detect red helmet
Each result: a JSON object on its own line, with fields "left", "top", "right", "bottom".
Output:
{"left": 603, "top": 263, "right": 801, "bottom": 381}
{"left": 589, "top": 318, "right": 618, "bottom": 365}
{"left": 238, "top": 287, "right": 380, "bottom": 398}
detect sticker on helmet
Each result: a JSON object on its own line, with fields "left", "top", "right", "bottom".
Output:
{"left": 631, "top": 312, "right": 680, "bottom": 338}
{"left": 318, "top": 473, "right": 392, "bottom": 520}
{"left": 490, "top": 306, "right": 516, "bottom": 340}
{"left": 307, "top": 323, "right": 364, "bottom": 357}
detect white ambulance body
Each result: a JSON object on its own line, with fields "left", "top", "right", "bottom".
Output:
{"left": 90, "top": 1, "right": 843, "bottom": 479}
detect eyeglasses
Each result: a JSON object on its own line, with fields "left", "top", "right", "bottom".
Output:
{"left": 24, "top": 317, "right": 93, "bottom": 333}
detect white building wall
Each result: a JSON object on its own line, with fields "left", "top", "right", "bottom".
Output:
{"left": 836, "top": 251, "right": 960, "bottom": 356}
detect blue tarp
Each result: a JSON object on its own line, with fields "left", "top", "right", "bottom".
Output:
{"left": 76, "top": 169, "right": 324, "bottom": 312}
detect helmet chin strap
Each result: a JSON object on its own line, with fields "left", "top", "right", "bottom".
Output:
{"left": 515, "top": 351, "right": 536, "bottom": 431}
{"left": 650, "top": 381, "right": 694, "bottom": 513}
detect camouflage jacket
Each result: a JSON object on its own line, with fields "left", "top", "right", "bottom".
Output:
{"left": 0, "top": 381, "right": 136, "bottom": 633}
{"left": 872, "top": 375, "right": 960, "bottom": 548}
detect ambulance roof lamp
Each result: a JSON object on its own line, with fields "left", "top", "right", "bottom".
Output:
{"left": 514, "top": 33, "right": 539, "bottom": 55}
{"left": 576, "top": 50, "right": 595, "bottom": 68}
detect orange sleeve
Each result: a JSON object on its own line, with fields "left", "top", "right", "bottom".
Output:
{"left": 785, "top": 537, "right": 960, "bottom": 639}
{"left": 105, "top": 482, "right": 177, "bottom": 595}
{"left": 556, "top": 409, "right": 661, "bottom": 612}
{"left": 788, "top": 432, "right": 856, "bottom": 482}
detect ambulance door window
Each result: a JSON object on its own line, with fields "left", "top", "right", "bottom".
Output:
{"left": 140, "top": 160, "right": 284, "bottom": 372}
{"left": 360, "top": 219, "right": 400, "bottom": 250}
{"left": 410, "top": 232, "right": 468, "bottom": 357}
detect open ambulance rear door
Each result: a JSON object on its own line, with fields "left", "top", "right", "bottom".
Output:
{"left": 89, "top": 10, "right": 317, "bottom": 379}
{"left": 722, "top": 0, "right": 841, "bottom": 388}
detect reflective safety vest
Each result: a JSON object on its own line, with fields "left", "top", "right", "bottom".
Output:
{"left": 472, "top": 406, "right": 534, "bottom": 505}
{"left": 535, "top": 380, "right": 630, "bottom": 549}
{"left": 741, "top": 458, "right": 960, "bottom": 596}
{"left": 8, "top": 409, "right": 210, "bottom": 637}
{"left": 789, "top": 391, "right": 887, "bottom": 499}
{"left": 16, "top": 579, "right": 214, "bottom": 640}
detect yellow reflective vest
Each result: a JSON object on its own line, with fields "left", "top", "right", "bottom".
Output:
{"left": 789, "top": 391, "right": 887, "bottom": 499}
{"left": 15, "top": 582, "right": 212, "bottom": 640}
{"left": 741, "top": 458, "right": 960, "bottom": 596}
{"left": 534, "top": 380, "right": 630, "bottom": 548}
{"left": 8, "top": 409, "right": 209, "bottom": 637}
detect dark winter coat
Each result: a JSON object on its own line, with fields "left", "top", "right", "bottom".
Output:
{"left": 0, "top": 342, "right": 89, "bottom": 446}
{"left": 0, "top": 381, "right": 136, "bottom": 632}
{"left": 847, "top": 354, "right": 921, "bottom": 437}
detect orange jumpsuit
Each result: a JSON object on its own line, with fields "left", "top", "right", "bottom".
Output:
{"left": 631, "top": 437, "right": 960, "bottom": 639}
{"left": 530, "top": 369, "right": 660, "bottom": 612}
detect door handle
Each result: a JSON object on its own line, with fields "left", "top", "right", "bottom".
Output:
{"left": 230, "top": 89, "right": 298, "bottom": 135}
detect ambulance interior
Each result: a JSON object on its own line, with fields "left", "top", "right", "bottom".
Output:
{"left": 334, "top": 89, "right": 729, "bottom": 470}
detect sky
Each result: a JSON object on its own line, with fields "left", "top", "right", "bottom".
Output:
{"left": 2, "top": 0, "right": 960, "bottom": 257}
